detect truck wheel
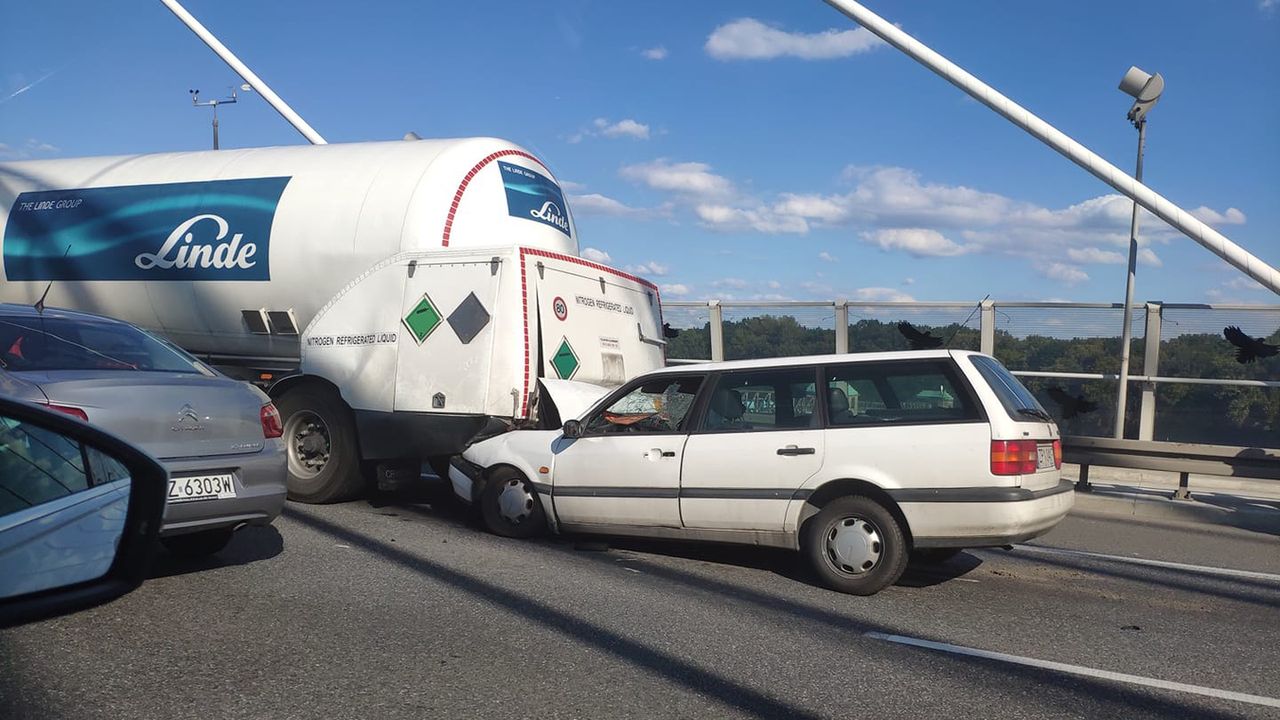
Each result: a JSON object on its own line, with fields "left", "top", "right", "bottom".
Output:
{"left": 479, "top": 468, "right": 546, "bottom": 539}
{"left": 276, "top": 384, "right": 364, "bottom": 503}
{"left": 802, "top": 495, "right": 908, "bottom": 596}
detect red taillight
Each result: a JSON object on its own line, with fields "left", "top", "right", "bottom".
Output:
{"left": 1053, "top": 439, "right": 1063, "bottom": 469}
{"left": 40, "top": 402, "right": 88, "bottom": 422}
{"left": 990, "top": 439, "right": 1038, "bottom": 475}
{"left": 260, "top": 403, "right": 283, "bottom": 439}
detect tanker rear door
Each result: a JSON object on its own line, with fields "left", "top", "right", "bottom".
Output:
{"left": 394, "top": 258, "right": 502, "bottom": 414}
{"left": 526, "top": 252, "right": 664, "bottom": 392}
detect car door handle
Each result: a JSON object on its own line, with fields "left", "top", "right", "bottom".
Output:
{"left": 645, "top": 449, "right": 677, "bottom": 459}
{"left": 777, "top": 446, "right": 816, "bottom": 456}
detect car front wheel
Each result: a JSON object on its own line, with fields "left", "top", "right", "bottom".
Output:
{"left": 802, "top": 495, "right": 908, "bottom": 596}
{"left": 479, "top": 468, "right": 546, "bottom": 539}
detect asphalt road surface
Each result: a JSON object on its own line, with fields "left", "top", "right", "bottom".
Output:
{"left": 3, "top": 486, "right": 1279, "bottom": 719}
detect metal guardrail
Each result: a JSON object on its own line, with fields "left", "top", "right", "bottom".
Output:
{"left": 1063, "top": 436, "right": 1280, "bottom": 499}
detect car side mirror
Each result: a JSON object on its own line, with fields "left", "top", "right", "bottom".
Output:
{"left": 562, "top": 419, "right": 583, "bottom": 439}
{"left": 0, "top": 398, "right": 168, "bottom": 628}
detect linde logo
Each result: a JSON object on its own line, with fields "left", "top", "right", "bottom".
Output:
{"left": 135, "top": 214, "right": 258, "bottom": 271}
{"left": 530, "top": 201, "right": 569, "bottom": 233}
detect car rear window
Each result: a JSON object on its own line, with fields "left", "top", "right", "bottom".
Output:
{"left": 0, "top": 315, "right": 206, "bottom": 374}
{"left": 824, "top": 359, "right": 981, "bottom": 426}
{"left": 968, "top": 355, "right": 1051, "bottom": 422}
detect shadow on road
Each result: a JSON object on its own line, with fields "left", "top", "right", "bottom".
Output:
{"left": 146, "top": 525, "right": 284, "bottom": 580}
{"left": 279, "top": 503, "right": 1249, "bottom": 720}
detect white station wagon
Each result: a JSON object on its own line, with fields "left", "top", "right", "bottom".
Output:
{"left": 450, "top": 350, "right": 1073, "bottom": 595}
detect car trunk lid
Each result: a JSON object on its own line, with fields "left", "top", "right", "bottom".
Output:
{"left": 16, "top": 370, "right": 266, "bottom": 460}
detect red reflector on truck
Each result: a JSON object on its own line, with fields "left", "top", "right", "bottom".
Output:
{"left": 990, "top": 439, "right": 1038, "bottom": 475}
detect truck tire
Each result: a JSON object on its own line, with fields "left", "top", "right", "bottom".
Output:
{"left": 802, "top": 495, "right": 908, "bottom": 596}
{"left": 479, "top": 468, "right": 546, "bottom": 539}
{"left": 276, "top": 384, "right": 364, "bottom": 504}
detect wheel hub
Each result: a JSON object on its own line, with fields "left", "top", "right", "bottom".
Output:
{"left": 825, "top": 517, "right": 883, "bottom": 575}
{"left": 496, "top": 478, "right": 534, "bottom": 524}
{"left": 285, "top": 411, "right": 331, "bottom": 479}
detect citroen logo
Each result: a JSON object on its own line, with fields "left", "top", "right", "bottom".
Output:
{"left": 171, "top": 404, "right": 204, "bottom": 432}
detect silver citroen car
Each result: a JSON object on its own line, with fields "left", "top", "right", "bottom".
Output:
{"left": 0, "top": 303, "right": 286, "bottom": 557}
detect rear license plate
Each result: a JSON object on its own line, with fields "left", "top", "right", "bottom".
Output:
{"left": 168, "top": 474, "right": 236, "bottom": 503}
{"left": 1036, "top": 445, "right": 1055, "bottom": 470}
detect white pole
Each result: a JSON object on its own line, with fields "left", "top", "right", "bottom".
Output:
{"left": 823, "top": 0, "right": 1280, "bottom": 296}
{"left": 1115, "top": 119, "right": 1146, "bottom": 438}
{"left": 159, "top": 0, "right": 327, "bottom": 146}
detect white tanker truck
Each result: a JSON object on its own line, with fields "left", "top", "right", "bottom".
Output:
{"left": 0, "top": 138, "right": 667, "bottom": 502}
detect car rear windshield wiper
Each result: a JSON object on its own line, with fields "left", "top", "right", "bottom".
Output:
{"left": 1016, "top": 407, "right": 1053, "bottom": 422}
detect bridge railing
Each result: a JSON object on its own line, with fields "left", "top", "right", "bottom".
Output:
{"left": 662, "top": 299, "right": 1280, "bottom": 450}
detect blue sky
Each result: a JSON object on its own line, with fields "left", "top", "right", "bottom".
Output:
{"left": 2, "top": 0, "right": 1277, "bottom": 305}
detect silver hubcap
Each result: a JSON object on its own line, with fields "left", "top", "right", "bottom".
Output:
{"left": 496, "top": 478, "right": 534, "bottom": 524}
{"left": 824, "top": 516, "right": 883, "bottom": 576}
{"left": 285, "top": 410, "right": 331, "bottom": 479}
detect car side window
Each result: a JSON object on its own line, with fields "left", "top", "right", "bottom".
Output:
{"left": 584, "top": 376, "right": 704, "bottom": 435}
{"left": 825, "top": 361, "right": 980, "bottom": 426}
{"left": 0, "top": 414, "right": 91, "bottom": 516}
{"left": 702, "top": 367, "right": 819, "bottom": 432}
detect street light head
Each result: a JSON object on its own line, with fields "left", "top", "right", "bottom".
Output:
{"left": 1119, "top": 66, "right": 1163, "bottom": 124}
{"left": 240, "top": 83, "right": 252, "bottom": 92}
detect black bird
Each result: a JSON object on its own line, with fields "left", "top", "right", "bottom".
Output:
{"left": 1223, "top": 326, "right": 1278, "bottom": 364}
{"left": 1046, "top": 387, "right": 1099, "bottom": 420}
{"left": 897, "top": 321, "right": 943, "bottom": 350}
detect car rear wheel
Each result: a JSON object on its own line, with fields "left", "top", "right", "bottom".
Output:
{"left": 479, "top": 468, "right": 546, "bottom": 539}
{"left": 275, "top": 384, "right": 363, "bottom": 504}
{"left": 802, "top": 495, "right": 908, "bottom": 596}
{"left": 161, "top": 527, "right": 234, "bottom": 558}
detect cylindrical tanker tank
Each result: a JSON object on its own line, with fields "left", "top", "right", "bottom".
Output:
{"left": 0, "top": 137, "right": 578, "bottom": 359}
{"left": 0, "top": 138, "right": 660, "bottom": 505}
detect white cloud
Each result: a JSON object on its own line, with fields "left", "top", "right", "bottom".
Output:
{"left": 570, "top": 193, "right": 639, "bottom": 216}
{"left": 0, "top": 137, "right": 59, "bottom": 160}
{"left": 767, "top": 280, "right": 782, "bottom": 289}
{"left": 851, "top": 287, "right": 916, "bottom": 302}
{"left": 1225, "top": 276, "right": 1266, "bottom": 291}
{"left": 818, "top": 251, "right": 838, "bottom": 263}
{"left": 1066, "top": 247, "right": 1125, "bottom": 264}
{"left": 595, "top": 117, "right": 650, "bottom": 140}
{"left": 694, "top": 203, "right": 809, "bottom": 233}
{"left": 660, "top": 283, "right": 690, "bottom": 297}
{"left": 570, "top": 117, "right": 650, "bottom": 143}
{"left": 1261, "top": 0, "right": 1277, "bottom": 11}
{"left": 1038, "top": 262, "right": 1090, "bottom": 286}
{"left": 580, "top": 247, "right": 612, "bottom": 263}
{"left": 621, "top": 159, "right": 733, "bottom": 198}
{"left": 558, "top": 179, "right": 586, "bottom": 192}
{"left": 1138, "top": 248, "right": 1163, "bottom": 267}
{"left": 641, "top": 45, "right": 668, "bottom": 60}
{"left": 1189, "top": 206, "right": 1247, "bottom": 226}
{"left": 705, "top": 18, "right": 885, "bottom": 61}
{"left": 712, "top": 277, "right": 749, "bottom": 289}
{"left": 626, "top": 261, "right": 669, "bottom": 277}
{"left": 862, "top": 228, "right": 971, "bottom": 258}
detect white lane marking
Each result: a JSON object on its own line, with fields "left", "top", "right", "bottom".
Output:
{"left": 1012, "top": 544, "right": 1280, "bottom": 583}
{"left": 866, "top": 632, "right": 1280, "bottom": 709}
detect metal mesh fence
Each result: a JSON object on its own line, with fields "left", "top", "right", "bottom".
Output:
{"left": 661, "top": 298, "right": 1278, "bottom": 446}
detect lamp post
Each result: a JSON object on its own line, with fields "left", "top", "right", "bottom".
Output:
{"left": 1113, "top": 66, "right": 1164, "bottom": 439}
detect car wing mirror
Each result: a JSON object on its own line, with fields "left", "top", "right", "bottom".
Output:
{"left": 0, "top": 397, "right": 168, "bottom": 628}
{"left": 562, "top": 419, "right": 583, "bottom": 439}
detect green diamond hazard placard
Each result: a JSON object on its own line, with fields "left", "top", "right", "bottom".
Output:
{"left": 403, "top": 294, "right": 442, "bottom": 345}
{"left": 551, "top": 337, "right": 579, "bottom": 380}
